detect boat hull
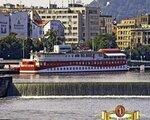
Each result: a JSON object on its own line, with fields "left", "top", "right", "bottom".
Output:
{"left": 20, "top": 65, "right": 128, "bottom": 73}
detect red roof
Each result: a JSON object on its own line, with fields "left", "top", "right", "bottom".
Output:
{"left": 98, "top": 48, "right": 121, "bottom": 53}
{"left": 34, "top": 20, "right": 49, "bottom": 27}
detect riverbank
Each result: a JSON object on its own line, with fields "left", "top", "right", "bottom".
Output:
{"left": 0, "top": 76, "right": 12, "bottom": 97}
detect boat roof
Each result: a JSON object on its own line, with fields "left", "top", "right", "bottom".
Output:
{"left": 99, "top": 48, "right": 121, "bottom": 53}
{"left": 105, "top": 53, "right": 126, "bottom": 57}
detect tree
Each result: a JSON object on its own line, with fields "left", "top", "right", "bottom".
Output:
{"left": 85, "top": 34, "right": 117, "bottom": 51}
{"left": 21, "top": 38, "right": 35, "bottom": 58}
{"left": 124, "top": 45, "right": 150, "bottom": 60}
{"left": 32, "top": 38, "right": 44, "bottom": 52}
{"left": 41, "top": 30, "right": 62, "bottom": 52}
{"left": 0, "top": 34, "right": 22, "bottom": 59}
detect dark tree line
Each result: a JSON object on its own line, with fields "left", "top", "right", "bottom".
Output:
{"left": 125, "top": 45, "right": 150, "bottom": 61}
{"left": 0, "top": 30, "right": 61, "bottom": 59}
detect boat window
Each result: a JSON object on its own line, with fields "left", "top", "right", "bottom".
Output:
{"left": 75, "top": 54, "right": 79, "bottom": 57}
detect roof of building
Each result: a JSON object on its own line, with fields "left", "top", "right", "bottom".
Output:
{"left": 34, "top": 20, "right": 50, "bottom": 27}
{"left": 3, "top": 3, "right": 15, "bottom": 6}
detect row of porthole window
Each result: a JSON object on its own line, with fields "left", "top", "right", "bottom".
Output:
{"left": 49, "top": 66, "right": 125, "bottom": 71}
{"left": 42, "top": 61, "right": 126, "bottom": 66}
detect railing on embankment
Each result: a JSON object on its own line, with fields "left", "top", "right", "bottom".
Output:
{"left": 7, "top": 82, "right": 150, "bottom": 96}
{"left": 128, "top": 60, "right": 150, "bottom": 70}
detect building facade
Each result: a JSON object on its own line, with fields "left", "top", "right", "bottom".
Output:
{"left": 30, "top": 21, "right": 43, "bottom": 39}
{"left": 33, "top": 4, "right": 100, "bottom": 44}
{"left": 31, "top": 20, "right": 64, "bottom": 39}
{"left": 0, "top": 12, "right": 10, "bottom": 37}
{"left": 136, "top": 14, "right": 150, "bottom": 26}
{"left": 10, "top": 11, "right": 29, "bottom": 38}
{"left": 116, "top": 19, "right": 137, "bottom": 50}
{"left": 131, "top": 25, "right": 150, "bottom": 46}
{"left": 99, "top": 15, "right": 112, "bottom": 35}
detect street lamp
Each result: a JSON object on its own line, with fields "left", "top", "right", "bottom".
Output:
{"left": 23, "top": 39, "right": 25, "bottom": 58}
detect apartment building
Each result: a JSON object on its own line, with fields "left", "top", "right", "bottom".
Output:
{"left": 116, "top": 19, "right": 137, "bottom": 50}
{"left": 131, "top": 25, "right": 150, "bottom": 46}
{"left": 99, "top": 15, "right": 112, "bottom": 35}
{"left": 136, "top": 14, "right": 150, "bottom": 26}
{"left": 33, "top": 4, "right": 100, "bottom": 44}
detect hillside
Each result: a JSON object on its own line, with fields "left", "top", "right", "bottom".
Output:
{"left": 89, "top": 0, "right": 150, "bottom": 20}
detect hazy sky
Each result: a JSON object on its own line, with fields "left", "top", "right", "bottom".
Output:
{"left": 0, "top": 0, "right": 93, "bottom": 7}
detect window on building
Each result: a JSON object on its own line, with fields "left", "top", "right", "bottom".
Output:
{"left": 73, "top": 16, "right": 77, "bottom": 18}
{"left": 89, "top": 10, "right": 97, "bottom": 14}
{"left": 73, "top": 21, "right": 77, "bottom": 24}
{"left": 83, "top": 33, "right": 85, "bottom": 37}
{"left": 47, "top": 16, "right": 51, "bottom": 18}
{"left": 73, "top": 33, "right": 77, "bottom": 36}
{"left": 1, "top": 25, "right": 7, "bottom": 33}
{"left": 73, "top": 27, "right": 77, "bottom": 30}
{"left": 62, "top": 16, "right": 67, "bottom": 18}
{"left": 41, "top": 16, "right": 46, "bottom": 18}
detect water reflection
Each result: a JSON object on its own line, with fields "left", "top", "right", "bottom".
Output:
{"left": 12, "top": 71, "right": 150, "bottom": 83}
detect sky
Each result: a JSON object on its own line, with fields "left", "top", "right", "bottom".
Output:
{"left": 0, "top": 0, "right": 93, "bottom": 7}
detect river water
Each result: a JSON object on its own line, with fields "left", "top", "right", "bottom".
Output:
{"left": 0, "top": 71, "right": 150, "bottom": 119}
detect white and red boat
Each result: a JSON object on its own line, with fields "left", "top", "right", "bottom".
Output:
{"left": 20, "top": 45, "right": 128, "bottom": 73}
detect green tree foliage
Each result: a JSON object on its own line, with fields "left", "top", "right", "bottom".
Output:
{"left": 32, "top": 38, "right": 44, "bottom": 52}
{"left": 0, "top": 34, "right": 35, "bottom": 59}
{"left": 86, "top": 34, "right": 117, "bottom": 51}
{"left": 41, "top": 30, "right": 62, "bottom": 52}
{"left": 23, "top": 38, "right": 35, "bottom": 58}
{"left": 0, "top": 34, "right": 22, "bottom": 59}
{"left": 125, "top": 45, "right": 150, "bottom": 60}
{"left": 0, "top": 30, "right": 64, "bottom": 59}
